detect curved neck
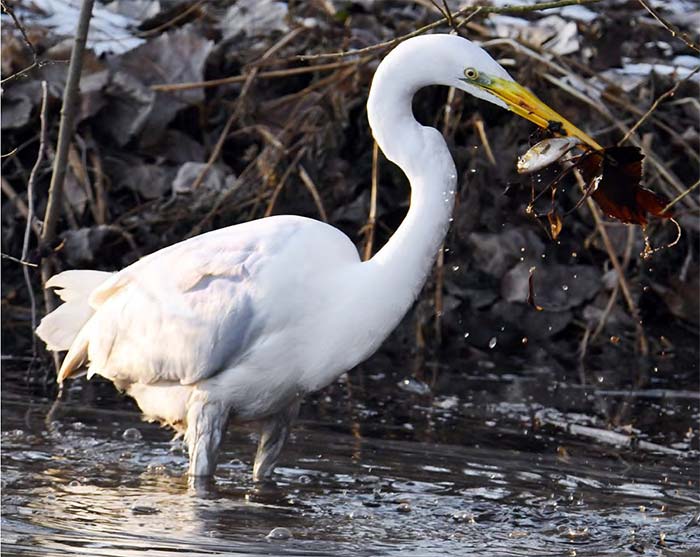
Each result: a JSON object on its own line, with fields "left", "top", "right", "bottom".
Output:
{"left": 361, "top": 46, "right": 458, "bottom": 333}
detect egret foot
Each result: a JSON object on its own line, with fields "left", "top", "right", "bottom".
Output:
{"left": 185, "top": 399, "right": 229, "bottom": 476}
{"left": 253, "top": 400, "right": 301, "bottom": 482}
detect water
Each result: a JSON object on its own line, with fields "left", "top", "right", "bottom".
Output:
{"left": 2, "top": 360, "right": 699, "bottom": 556}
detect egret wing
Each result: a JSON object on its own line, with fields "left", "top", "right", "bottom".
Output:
{"left": 84, "top": 218, "right": 303, "bottom": 386}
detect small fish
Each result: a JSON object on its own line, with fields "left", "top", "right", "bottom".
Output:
{"left": 517, "top": 137, "right": 582, "bottom": 174}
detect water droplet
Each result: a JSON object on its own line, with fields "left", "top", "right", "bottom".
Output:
{"left": 521, "top": 337, "right": 528, "bottom": 344}
{"left": 68, "top": 480, "right": 81, "bottom": 487}
{"left": 452, "top": 265, "right": 460, "bottom": 271}
{"left": 266, "top": 527, "right": 292, "bottom": 540}
{"left": 488, "top": 337, "right": 497, "bottom": 349}
{"left": 541, "top": 253, "right": 546, "bottom": 259}
{"left": 122, "top": 428, "right": 142, "bottom": 441}
{"left": 562, "top": 284, "right": 569, "bottom": 291}
{"left": 571, "top": 252, "right": 577, "bottom": 258}
{"left": 463, "top": 332, "right": 470, "bottom": 338}
{"left": 397, "top": 502, "right": 412, "bottom": 513}
{"left": 520, "top": 247, "right": 526, "bottom": 252}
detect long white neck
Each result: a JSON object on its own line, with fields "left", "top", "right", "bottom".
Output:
{"left": 358, "top": 41, "right": 458, "bottom": 338}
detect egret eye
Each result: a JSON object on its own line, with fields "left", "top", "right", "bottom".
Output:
{"left": 463, "top": 67, "right": 479, "bottom": 80}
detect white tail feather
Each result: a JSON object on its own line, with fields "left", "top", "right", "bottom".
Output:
{"left": 36, "top": 270, "right": 112, "bottom": 352}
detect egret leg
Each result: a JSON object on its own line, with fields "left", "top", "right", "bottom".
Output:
{"left": 253, "top": 399, "right": 300, "bottom": 482}
{"left": 185, "top": 399, "right": 229, "bottom": 477}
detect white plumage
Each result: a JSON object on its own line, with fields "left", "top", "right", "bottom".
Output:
{"left": 37, "top": 34, "right": 595, "bottom": 480}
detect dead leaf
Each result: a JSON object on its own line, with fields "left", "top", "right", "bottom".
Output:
{"left": 580, "top": 146, "right": 673, "bottom": 225}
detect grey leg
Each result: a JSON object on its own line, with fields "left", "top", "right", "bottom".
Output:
{"left": 185, "top": 399, "right": 229, "bottom": 477}
{"left": 253, "top": 399, "right": 300, "bottom": 482}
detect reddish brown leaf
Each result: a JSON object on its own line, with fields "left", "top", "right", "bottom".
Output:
{"left": 579, "top": 146, "right": 672, "bottom": 226}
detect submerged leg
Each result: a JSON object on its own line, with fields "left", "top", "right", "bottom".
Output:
{"left": 185, "top": 399, "right": 229, "bottom": 477}
{"left": 253, "top": 399, "right": 301, "bottom": 482}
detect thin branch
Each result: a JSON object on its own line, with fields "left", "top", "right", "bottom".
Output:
{"left": 575, "top": 172, "right": 648, "bottom": 355}
{"left": 41, "top": 0, "right": 95, "bottom": 249}
{"left": 637, "top": 0, "right": 700, "bottom": 53}
{"left": 152, "top": 58, "right": 366, "bottom": 93}
{"left": 189, "top": 28, "right": 303, "bottom": 191}
{"left": 664, "top": 179, "right": 700, "bottom": 213}
{"left": 618, "top": 66, "right": 700, "bottom": 146}
{"left": 363, "top": 141, "right": 380, "bottom": 261}
{"left": 2, "top": 253, "right": 38, "bottom": 267}
{"left": 0, "top": 0, "right": 68, "bottom": 84}
{"left": 23, "top": 81, "right": 49, "bottom": 356}
{"left": 137, "top": 0, "right": 205, "bottom": 38}
{"left": 1, "top": 177, "right": 41, "bottom": 237}
{"left": 264, "top": 149, "right": 306, "bottom": 217}
{"left": 297, "top": 0, "right": 603, "bottom": 61}
{"left": 298, "top": 164, "right": 328, "bottom": 222}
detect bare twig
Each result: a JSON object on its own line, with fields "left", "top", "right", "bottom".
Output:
{"left": 664, "top": 179, "right": 700, "bottom": 213}
{"left": 1, "top": 253, "right": 38, "bottom": 267}
{"left": 298, "top": 164, "right": 328, "bottom": 222}
{"left": 88, "top": 148, "right": 108, "bottom": 224}
{"left": 473, "top": 116, "right": 497, "bottom": 166}
{"left": 618, "top": 66, "right": 700, "bottom": 146}
{"left": 137, "top": 0, "right": 205, "bottom": 37}
{"left": 575, "top": 172, "right": 648, "bottom": 355}
{"left": 637, "top": 0, "right": 700, "bottom": 53}
{"left": 264, "top": 149, "right": 307, "bottom": 217}
{"left": 434, "top": 244, "right": 445, "bottom": 344}
{"left": 363, "top": 141, "right": 380, "bottom": 261}
{"left": 1, "top": 177, "right": 41, "bottom": 237}
{"left": 1, "top": 0, "right": 36, "bottom": 83}
{"left": 297, "top": 0, "right": 603, "bottom": 61}
{"left": 24, "top": 81, "right": 49, "bottom": 356}
{"left": 152, "top": 58, "right": 365, "bottom": 92}
{"left": 0, "top": 0, "right": 68, "bottom": 84}
{"left": 591, "top": 226, "right": 636, "bottom": 340}
{"left": 41, "top": 0, "right": 95, "bottom": 251}
{"left": 189, "top": 28, "right": 302, "bottom": 191}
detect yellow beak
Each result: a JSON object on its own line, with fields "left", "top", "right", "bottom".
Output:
{"left": 479, "top": 76, "right": 603, "bottom": 151}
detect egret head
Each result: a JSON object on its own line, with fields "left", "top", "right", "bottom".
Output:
{"left": 367, "top": 34, "right": 602, "bottom": 168}
{"left": 386, "top": 34, "right": 600, "bottom": 149}
{"left": 456, "top": 63, "right": 600, "bottom": 149}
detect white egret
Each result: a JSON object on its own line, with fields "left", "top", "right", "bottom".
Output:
{"left": 37, "top": 34, "right": 597, "bottom": 481}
